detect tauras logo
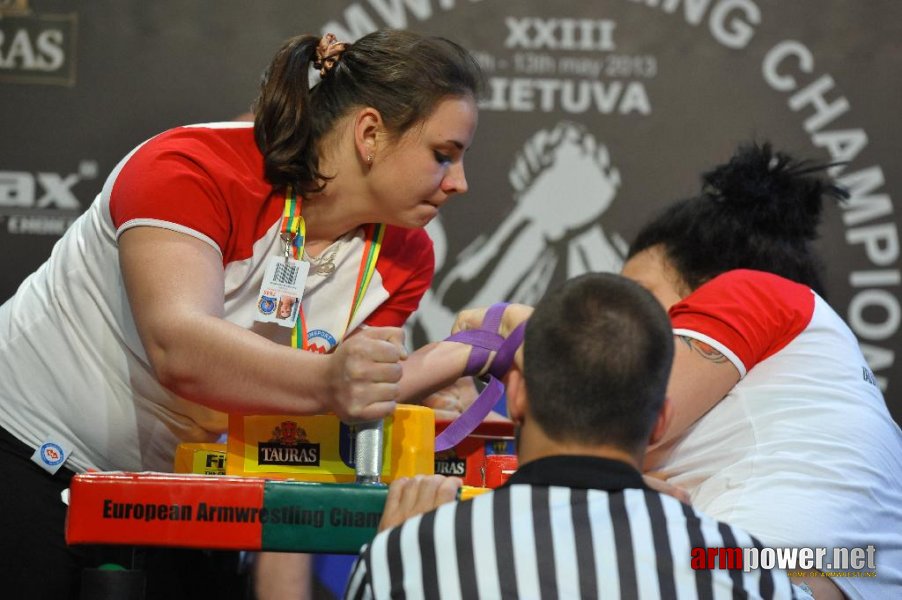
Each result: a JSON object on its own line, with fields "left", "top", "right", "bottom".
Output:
{"left": 435, "top": 448, "right": 466, "bottom": 476}
{"left": 258, "top": 443, "right": 321, "bottom": 466}
{"left": 0, "top": 0, "right": 77, "bottom": 86}
{"left": 260, "top": 420, "right": 321, "bottom": 466}
{"left": 435, "top": 456, "right": 467, "bottom": 476}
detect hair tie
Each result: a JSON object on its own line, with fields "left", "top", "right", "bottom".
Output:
{"left": 314, "top": 33, "right": 348, "bottom": 77}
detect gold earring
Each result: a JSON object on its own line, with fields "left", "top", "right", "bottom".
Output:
{"left": 367, "top": 154, "right": 374, "bottom": 164}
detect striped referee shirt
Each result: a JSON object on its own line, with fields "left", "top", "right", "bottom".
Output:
{"left": 344, "top": 455, "right": 798, "bottom": 599}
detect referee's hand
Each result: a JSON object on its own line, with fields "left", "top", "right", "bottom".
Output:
{"left": 378, "top": 475, "right": 462, "bottom": 532}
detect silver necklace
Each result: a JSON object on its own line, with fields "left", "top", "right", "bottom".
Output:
{"left": 303, "top": 243, "right": 341, "bottom": 276}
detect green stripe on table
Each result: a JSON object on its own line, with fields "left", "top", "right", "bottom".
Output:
{"left": 261, "top": 480, "right": 389, "bottom": 553}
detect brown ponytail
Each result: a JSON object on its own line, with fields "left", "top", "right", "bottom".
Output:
{"left": 253, "top": 29, "right": 483, "bottom": 196}
{"left": 252, "top": 35, "right": 330, "bottom": 194}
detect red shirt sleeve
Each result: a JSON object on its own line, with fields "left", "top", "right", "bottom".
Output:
{"left": 109, "top": 128, "right": 237, "bottom": 253}
{"left": 110, "top": 126, "right": 276, "bottom": 265}
{"left": 669, "top": 270, "right": 815, "bottom": 373}
{"left": 364, "top": 226, "right": 435, "bottom": 327}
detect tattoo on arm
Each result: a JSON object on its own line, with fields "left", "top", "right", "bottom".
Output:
{"left": 678, "top": 336, "right": 729, "bottom": 364}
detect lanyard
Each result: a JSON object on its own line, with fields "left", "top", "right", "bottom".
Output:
{"left": 281, "top": 188, "right": 386, "bottom": 351}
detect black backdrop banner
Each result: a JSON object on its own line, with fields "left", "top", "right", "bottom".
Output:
{"left": 2, "top": 0, "right": 900, "bottom": 422}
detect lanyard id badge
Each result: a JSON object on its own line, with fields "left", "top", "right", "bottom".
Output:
{"left": 257, "top": 253, "right": 309, "bottom": 328}
{"left": 256, "top": 191, "right": 308, "bottom": 328}
{"left": 256, "top": 187, "right": 386, "bottom": 347}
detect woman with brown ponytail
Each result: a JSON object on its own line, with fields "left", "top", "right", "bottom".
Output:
{"left": 0, "top": 29, "right": 482, "bottom": 598}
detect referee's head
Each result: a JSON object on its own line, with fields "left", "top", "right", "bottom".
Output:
{"left": 519, "top": 272, "right": 674, "bottom": 457}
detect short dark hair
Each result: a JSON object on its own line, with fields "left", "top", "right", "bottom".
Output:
{"left": 523, "top": 273, "right": 674, "bottom": 451}
{"left": 628, "top": 142, "right": 848, "bottom": 297}
{"left": 253, "top": 29, "right": 484, "bottom": 195}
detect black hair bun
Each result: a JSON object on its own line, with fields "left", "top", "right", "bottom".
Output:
{"left": 700, "top": 142, "right": 848, "bottom": 240}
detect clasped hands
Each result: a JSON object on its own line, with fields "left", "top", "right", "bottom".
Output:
{"left": 327, "top": 304, "right": 535, "bottom": 424}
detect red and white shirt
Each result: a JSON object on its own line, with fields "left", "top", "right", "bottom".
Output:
{"left": 0, "top": 123, "right": 433, "bottom": 473}
{"left": 664, "top": 269, "right": 902, "bottom": 599}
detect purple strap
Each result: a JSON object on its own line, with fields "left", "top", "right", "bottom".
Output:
{"left": 488, "top": 322, "right": 527, "bottom": 379}
{"left": 445, "top": 302, "right": 509, "bottom": 376}
{"left": 445, "top": 329, "right": 504, "bottom": 375}
{"left": 434, "top": 303, "right": 529, "bottom": 452}
{"left": 434, "top": 376, "right": 504, "bottom": 452}
{"left": 479, "top": 302, "right": 507, "bottom": 333}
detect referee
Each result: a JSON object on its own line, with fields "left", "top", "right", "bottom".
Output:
{"left": 344, "top": 273, "right": 799, "bottom": 599}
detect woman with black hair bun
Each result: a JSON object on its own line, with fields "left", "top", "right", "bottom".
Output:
{"left": 621, "top": 142, "right": 902, "bottom": 599}
{"left": 628, "top": 142, "right": 840, "bottom": 297}
{"left": 455, "top": 142, "right": 902, "bottom": 598}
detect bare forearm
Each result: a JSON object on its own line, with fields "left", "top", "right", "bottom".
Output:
{"left": 146, "top": 313, "right": 331, "bottom": 415}
{"left": 398, "top": 341, "right": 471, "bottom": 404}
{"left": 119, "top": 228, "right": 328, "bottom": 415}
{"left": 119, "top": 227, "right": 404, "bottom": 423}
